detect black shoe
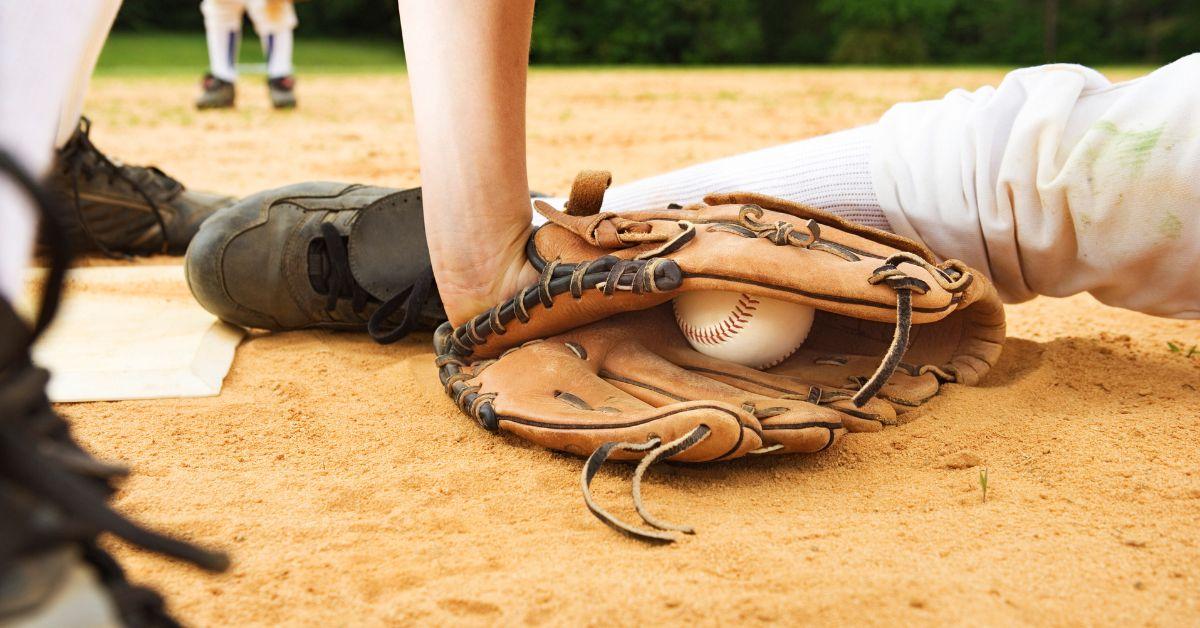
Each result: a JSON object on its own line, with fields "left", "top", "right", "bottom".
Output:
{"left": 195, "top": 73, "right": 235, "bottom": 110}
{"left": 44, "top": 117, "right": 236, "bottom": 257}
{"left": 0, "top": 150, "right": 229, "bottom": 626}
{"left": 267, "top": 75, "right": 297, "bottom": 109}
{"left": 185, "top": 182, "right": 444, "bottom": 343}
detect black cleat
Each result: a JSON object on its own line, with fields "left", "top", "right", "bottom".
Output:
{"left": 267, "top": 75, "right": 296, "bottom": 109}
{"left": 44, "top": 117, "right": 235, "bottom": 257}
{"left": 195, "top": 73, "right": 235, "bottom": 110}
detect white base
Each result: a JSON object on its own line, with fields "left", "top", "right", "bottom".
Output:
{"left": 22, "top": 264, "right": 245, "bottom": 403}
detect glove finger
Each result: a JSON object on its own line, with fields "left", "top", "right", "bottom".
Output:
{"left": 470, "top": 339, "right": 764, "bottom": 462}
{"left": 645, "top": 339, "right": 896, "bottom": 432}
{"left": 597, "top": 305, "right": 896, "bottom": 431}
{"left": 770, "top": 351, "right": 939, "bottom": 413}
{"left": 595, "top": 339, "right": 844, "bottom": 454}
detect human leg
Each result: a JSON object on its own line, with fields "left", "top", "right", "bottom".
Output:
{"left": 0, "top": 1, "right": 113, "bottom": 300}
{"left": 246, "top": 0, "right": 298, "bottom": 108}
{"left": 200, "top": 0, "right": 243, "bottom": 83}
{"left": 246, "top": 0, "right": 296, "bottom": 79}
{"left": 1, "top": 5, "right": 228, "bottom": 623}
{"left": 539, "top": 125, "right": 890, "bottom": 231}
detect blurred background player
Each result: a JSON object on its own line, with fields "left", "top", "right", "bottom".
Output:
{"left": 197, "top": 0, "right": 298, "bottom": 110}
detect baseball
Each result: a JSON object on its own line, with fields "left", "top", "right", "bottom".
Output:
{"left": 673, "top": 291, "right": 815, "bottom": 369}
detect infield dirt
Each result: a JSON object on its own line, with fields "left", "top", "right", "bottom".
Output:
{"left": 58, "top": 68, "right": 1200, "bottom": 626}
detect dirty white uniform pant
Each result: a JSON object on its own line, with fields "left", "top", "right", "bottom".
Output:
{"left": 201, "top": 0, "right": 297, "bottom": 81}
{"left": 577, "top": 57, "right": 1200, "bottom": 319}
{"left": 874, "top": 55, "right": 1200, "bottom": 318}
{"left": 0, "top": 0, "right": 120, "bottom": 302}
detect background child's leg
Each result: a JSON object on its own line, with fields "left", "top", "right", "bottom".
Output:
{"left": 246, "top": 0, "right": 298, "bottom": 79}
{"left": 201, "top": 0, "right": 245, "bottom": 82}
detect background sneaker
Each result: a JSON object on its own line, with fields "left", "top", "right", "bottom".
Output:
{"left": 195, "top": 73, "right": 235, "bottom": 109}
{"left": 44, "top": 117, "right": 235, "bottom": 257}
{"left": 267, "top": 76, "right": 297, "bottom": 109}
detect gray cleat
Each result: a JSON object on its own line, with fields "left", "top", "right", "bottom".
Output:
{"left": 45, "top": 117, "right": 236, "bottom": 257}
{"left": 195, "top": 73, "right": 235, "bottom": 109}
{"left": 1, "top": 150, "right": 229, "bottom": 628}
{"left": 185, "top": 182, "right": 444, "bottom": 343}
{"left": 267, "top": 76, "right": 296, "bottom": 109}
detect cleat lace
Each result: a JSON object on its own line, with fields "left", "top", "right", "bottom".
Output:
{"left": 309, "top": 222, "right": 437, "bottom": 344}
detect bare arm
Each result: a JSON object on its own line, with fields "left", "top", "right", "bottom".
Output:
{"left": 398, "top": 0, "right": 538, "bottom": 325}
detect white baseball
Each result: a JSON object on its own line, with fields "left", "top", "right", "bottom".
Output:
{"left": 673, "top": 291, "right": 815, "bottom": 369}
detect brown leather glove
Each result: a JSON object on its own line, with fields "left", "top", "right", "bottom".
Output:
{"left": 434, "top": 170, "right": 1006, "bottom": 541}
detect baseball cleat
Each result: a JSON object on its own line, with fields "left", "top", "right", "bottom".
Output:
{"left": 185, "top": 182, "right": 444, "bottom": 342}
{"left": 44, "top": 117, "right": 236, "bottom": 257}
{"left": 195, "top": 73, "right": 235, "bottom": 109}
{"left": 0, "top": 150, "right": 229, "bottom": 627}
{"left": 267, "top": 75, "right": 297, "bottom": 109}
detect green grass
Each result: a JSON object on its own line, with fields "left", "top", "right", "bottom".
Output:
{"left": 96, "top": 32, "right": 1156, "bottom": 77}
{"left": 96, "top": 32, "right": 406, "bottom": 75}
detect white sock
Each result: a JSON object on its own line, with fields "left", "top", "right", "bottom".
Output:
{"left": 207, "top": 28, "right": 240, "bottom": 82}
{"left": 202, "top": 0, "right": 244, "bottom": 82}
{"left": 538, "top": 125, "right": 889, "bottom": 231}
{"left": 247, "top": 0, "right": 298, "bottom": 78}
{"left": 263, "top": 29, "right": 294, "bottom": 79}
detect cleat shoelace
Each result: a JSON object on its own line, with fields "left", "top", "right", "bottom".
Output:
{"left": 309, "top": 222, "right": 436, "bottom": 344}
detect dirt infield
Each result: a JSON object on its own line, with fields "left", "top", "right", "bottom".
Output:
{"left": 64, "top": 68, "right": 1200, "bottom": 626}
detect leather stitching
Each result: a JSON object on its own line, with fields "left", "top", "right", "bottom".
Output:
{"left": 675, "top": 293, "right": 759, "bottom": 346}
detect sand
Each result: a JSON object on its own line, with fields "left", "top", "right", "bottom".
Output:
{"left": 55, "top": 68, "right": 1200, "bottom": 626}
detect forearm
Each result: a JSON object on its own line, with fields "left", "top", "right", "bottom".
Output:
{"left": 873, "top": 55, "right": 1200, "bottom": 318}
{"left": 398, "top": 0, "right": 537, "bottom": 324}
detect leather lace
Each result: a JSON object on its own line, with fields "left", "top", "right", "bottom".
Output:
{"left": 313, "top": 222, "right": 435, "bottom": 344}
{"left": 581, "top": 425, "right": 712, "bottom": 542}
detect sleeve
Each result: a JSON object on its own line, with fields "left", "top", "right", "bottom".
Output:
{"left": 871, "top": 54, "right": 1200, "bottom": 319}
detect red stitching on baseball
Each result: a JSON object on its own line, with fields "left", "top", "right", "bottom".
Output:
{"left": 676, "top": 293, "right": 760, "bottom": 346}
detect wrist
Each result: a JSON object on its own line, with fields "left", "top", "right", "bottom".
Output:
{"left": 429, "top": 217, "right": 537, "bottom": 326}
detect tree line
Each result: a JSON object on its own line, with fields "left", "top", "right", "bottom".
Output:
{"left": 115, "top": 0, "right": 1199, "bottom": 65}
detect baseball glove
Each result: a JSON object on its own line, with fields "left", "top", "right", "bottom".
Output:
{"left": 434, "top": 170, "right": 1005, "bottom": 541}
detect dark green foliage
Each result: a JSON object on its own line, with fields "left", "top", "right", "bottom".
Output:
{"left": 530, "top": 0, "right": 764, "bottom": 63}
{"left": 113, "top": 0, "right": 1200, "bottom": 65}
